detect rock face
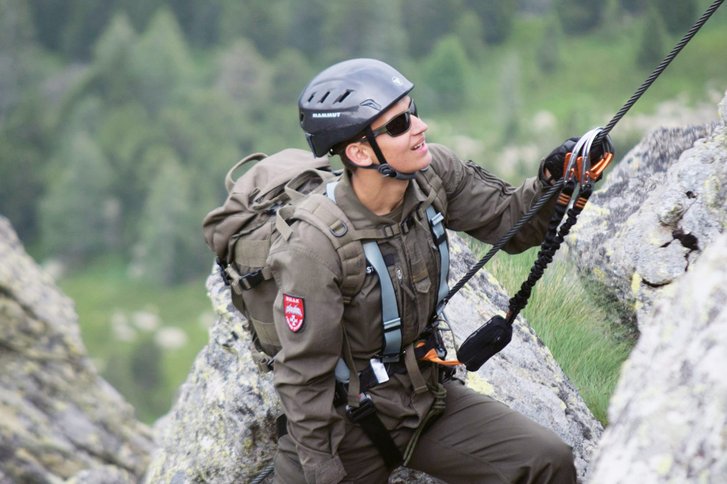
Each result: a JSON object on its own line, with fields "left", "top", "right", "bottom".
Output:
{"left": 0, "top": 216, "right": 153, "bottom": 483}
{"left": 144, "top": 233, "right": 602, "bottom": 483}
{"left": 565, "top": 91, "right": 727, "bottom": 482}
{"left": 566, "top": 91, "right": 727, "bottom": 326}
{"left": 588, "top": 231, "right": 727, "bottom": 483}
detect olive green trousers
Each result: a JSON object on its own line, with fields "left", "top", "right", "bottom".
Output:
{"left": 274, "top": 380, "right": 577, "bottom": 484}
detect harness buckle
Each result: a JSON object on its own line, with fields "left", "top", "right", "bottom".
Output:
{"left": 346, "top": 393, "right": 376, "bottom": 422}
{"left": 217, "top": 258, "right": 231, "bottom": 286}
{"left": 239, "top": 269, "right": 265, "bottom": 290}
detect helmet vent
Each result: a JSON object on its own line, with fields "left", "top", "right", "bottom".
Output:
{"left": 335, "top": 90, "right": 353, "bottom": 104}
{"left": 319, "top": 91, "right": 331, "bottom": 103}
{"left": 307, "top": 92, "right": 316, "bottom": 103}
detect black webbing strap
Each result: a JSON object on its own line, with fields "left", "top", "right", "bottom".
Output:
{"left": 346, "top": 395, "right": 403, "bottom": 468}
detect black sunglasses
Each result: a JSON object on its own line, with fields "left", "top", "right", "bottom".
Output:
{"left": 369, "top": 100, "right": 418, "bottom": 139}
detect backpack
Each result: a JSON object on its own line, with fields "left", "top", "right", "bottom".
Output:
{"left": 202, "top": 148, "right": 449, "bottom": 371}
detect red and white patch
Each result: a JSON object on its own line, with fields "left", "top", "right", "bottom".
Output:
{"left": 283, "top": 294, "right": 305, "bottom": 332}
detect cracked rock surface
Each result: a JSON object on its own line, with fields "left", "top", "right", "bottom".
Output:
{"left": 0, "top": 216, "right": 153, "bottom": 483}
{"left": 588, "top": 230, "right": 727, "bottom": 483}
{"left": 566, "top": 90, "right": 727, "bottom": 327}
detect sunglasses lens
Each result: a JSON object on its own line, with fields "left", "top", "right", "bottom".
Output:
{"left": 385, "top": 112, "right": 411, "bottom": 136}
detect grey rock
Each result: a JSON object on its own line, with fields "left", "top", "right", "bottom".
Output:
{"left": 145, "top": 233, "right": 602, "bottom": 482}
{"left": 588, "top": 231, "right": 727, "bottom": 483}
{"left": 0, "top": 216, "right": 153, "bottom": 483}
{"left": 566, "top": 90, "right": 727, "bottom": 325}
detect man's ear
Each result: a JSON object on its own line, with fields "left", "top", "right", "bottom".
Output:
{"left": 345, "top": 142, "right": 375, "bottom": 168}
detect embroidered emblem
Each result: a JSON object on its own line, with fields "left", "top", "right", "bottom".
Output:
{"left": 284, "top": 294, "right": 305, "bottom": 332}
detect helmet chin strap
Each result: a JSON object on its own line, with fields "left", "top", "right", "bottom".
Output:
{"left": 363, "top": 127, "right": 418, "bottom": 181}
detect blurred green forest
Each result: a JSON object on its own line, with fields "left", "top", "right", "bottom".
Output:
{"left": 1, "top": 0, "right": 726, "bottom": 423}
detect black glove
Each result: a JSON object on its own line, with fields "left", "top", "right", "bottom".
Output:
{"left": 542, "top": 137, "right": 577, "bottom": 183}
{"left": 541, "top": 134, "right": 613, "bottom": 184}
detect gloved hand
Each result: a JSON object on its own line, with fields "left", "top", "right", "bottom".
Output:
{"left": 541, "top": 134, "right": 613, "bottom": 184}
{"left": 541, "top": 137, "right": 577, "bottom": 183}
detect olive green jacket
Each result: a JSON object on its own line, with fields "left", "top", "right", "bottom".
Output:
{"left": 268, "top": 143, "right": 554, "bottom": 483}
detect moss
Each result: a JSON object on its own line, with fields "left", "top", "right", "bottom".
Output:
{"left": 466, "top": 373, "right": 495, "bottom": 396}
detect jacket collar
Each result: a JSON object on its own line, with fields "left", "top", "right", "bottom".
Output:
{"left": 334, "top": 169, "right": 428, "bottom": 230}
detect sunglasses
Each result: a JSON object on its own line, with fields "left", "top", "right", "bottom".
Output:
{"left": 368, "top": 100, "right": 418, "bottom": 139}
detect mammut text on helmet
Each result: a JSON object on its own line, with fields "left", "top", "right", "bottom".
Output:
{"left": 311, "top": 112, "right": 342, "bottom": 118}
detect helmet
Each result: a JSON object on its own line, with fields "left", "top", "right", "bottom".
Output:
{"left": 299, "top": 58, "right": 414, "bottom": 157}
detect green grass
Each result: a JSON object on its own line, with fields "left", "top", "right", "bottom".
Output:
{"left": 58, "top": 255, "right": 212, "bottom": 423}
{"left": 475, "top": 244, "right": 636, "bottom": 425}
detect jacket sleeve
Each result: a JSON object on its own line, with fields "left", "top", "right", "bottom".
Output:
{"left": 268, "top": 222, "right": 349, "bottom": 484}
{"left": 428, "top": 143, "right": 557, "bottom": 253}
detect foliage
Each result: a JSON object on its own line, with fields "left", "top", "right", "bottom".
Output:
{"left": 619, "top": 0, "right": 647, "bottom": 15}
{"left": 463, "top": 0, "right": 517, "bottom": 45}
{"left": 420, "top": 36, "right": 471, "bottom": 112}
{"left": 39, "top": 131, "right": 116, "bottom": 263}
{"left": 135, "top": 154, "right": 208, "bottom": 284}
{"left": 652, "top": 0, "right": 697, "bottom": 35}
{"left": 636, "top": 4, "right": 668, "bottom": 70}
{"left": 554, "top": 0, "right": 606, "bottom": 34}
{"left": 535, "top": 16, "right": 562, "bottom": 74}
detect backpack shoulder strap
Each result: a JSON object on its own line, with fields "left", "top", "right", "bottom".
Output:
{"left": 323, "top": 181, "right": 402, "bottom": 363}
{"left": 416, "top": 166, "right": 448, "bottom": 215}
{"left": 416, "top": 168, "right": 450, "bottom": 314}
{"left": 277, "top": 192, "right": 367, "bottom": 303}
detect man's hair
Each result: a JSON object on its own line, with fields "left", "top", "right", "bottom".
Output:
{"left": 331, "top": 135, "right": 365, "bottom": 172}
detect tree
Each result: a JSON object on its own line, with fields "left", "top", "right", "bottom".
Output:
{"left": 636, "top": 5, "right": 667, "bottom": 69}
{"left": 653, "top": 0, "right": 697, "bottom": 35}
{"left": 0, "top": 0, "right": 48, "bottom": 243}
{"left": 166, "top": 0, "right": 221, "bottom": 48}
{"left": 463, "top": 0, "right": 516, "bottom": 45}
{"left": 285, "top": 0, "right": 330, "bottom": 59}
{"left": 321, "top": 0, "right": 406, "bottom": 64}
{"left": 135, "top": 153, "right": 201, "bottom": 285}
{"left": 0, "top": 0, "right": 36, "bottom": 116}
{"left": 555, "top": 0, "right": 606, "bottom": 35}
{"left": 129, "top": 7, "right": 191, "bottom": 113}
{"left": 39, "top": 130, "right": 115, "bottom": 263}
{"left": 619, "top": 0, "right": 647, "bottom": 15}
{"left": 26, "top": 0, "right": 66, "bottom": 52}
{"left": 218, "top": 0, "right": 291, "bottom": 58}
{"left": 499, "top": 54, "right": 522, "bottom": 143}
{"left": 536, "top": 16, "right": 562, "bottom": 74}
{"left": 421, "top": 36, "right": 470, "bottom": 112}
{"left": 402, "top": 0, "right": 462, "bottom": 58}
{"left": 117, "top": 0, "right": 166, "bottom": 34}
{"left": 92, "top": 13, "right": 138, "bottom": 105}
{"left": 61, "top": 0, "right": 118, "bottom": 60}
{"left": 0, "top": 100, "right": 50, "bottom": 243}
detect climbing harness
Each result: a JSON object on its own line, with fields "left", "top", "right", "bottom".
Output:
{"left": 456, "top": 0, "right": 725, "bottom": 371}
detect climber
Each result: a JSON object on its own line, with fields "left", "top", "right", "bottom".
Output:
{"left": 268, "top": 57, "right": 586, "bottom": 484}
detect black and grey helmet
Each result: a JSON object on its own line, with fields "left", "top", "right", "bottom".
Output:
{"left": 299, "top": 58, "right": 414, "bottom": 157}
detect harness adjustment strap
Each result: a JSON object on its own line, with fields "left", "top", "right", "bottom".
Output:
{"left": 346, "top": 395, "right": 403, "bottom": 469}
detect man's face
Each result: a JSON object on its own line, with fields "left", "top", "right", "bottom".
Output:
{"left": 368, "top": 96, "right": 431, "bottom": 174}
